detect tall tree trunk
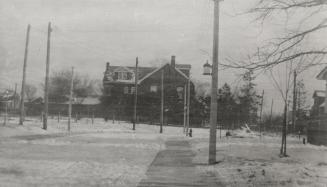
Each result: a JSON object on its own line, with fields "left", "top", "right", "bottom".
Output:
{"left": 280, "top": 103, "right": 287, "bottom": 156}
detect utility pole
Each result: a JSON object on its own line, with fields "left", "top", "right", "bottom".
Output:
{"left": 183, "top": 84, "right": 187, "bottom": 134}
{"left": 3, "top": 102, "right": 8, "bottom": 126}
{"left": 68, "top": 67, "right": 74, "bottom": 132}
{"left": 43, "top": 22, "right": 51, "bottom": 130}
{"left": 208, "top": 0, "right": 220, "bottom": 165}
{"left": 270, "top": 99, "right": 274, "bottom": 130}
{"left": 259, "top": 90, "right": 264, "bottom": 136}
{"left": 186, "top": 77, "right": 191, "bottom": 135}
{"left": 14, "top": 83, "right": 17, "bottom": 110}
{"left": 19, "top": 24, "right": 31, "bottom": 125}
{"left": 281, "top": 103, "right": 287, "bottom": 156}
{"left": 160, "top": 69, "right": 164, "bottom": 133}
{"left": 133, "top": 57, "right": 138, "bottom": 130}
{"left": 292, "top": 71, "right": 297, "bottom": 132}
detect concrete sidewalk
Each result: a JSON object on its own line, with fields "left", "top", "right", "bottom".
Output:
{"left": 138, "top": 138, "right": 223, "bottom": 187}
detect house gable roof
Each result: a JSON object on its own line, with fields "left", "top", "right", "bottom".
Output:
{"left": 113, "top": 66, "right": 134, "bottom": 73}
{"left": 316, "top": 66, "right": 327, "bottom": 80}
{"left": 137, "top": 64, "right": 167, "bottom": 84}
{"left": 104, "top": 63, "right": 190, "bottom": 84}
{"left": 176, "top": 64, "right": 191, "bottom": 70}
{"left": 137, "top": 63, "right": 190, "bottom": 84}
{"left": 104, "top": 66, "right": 156, "bottom": 84}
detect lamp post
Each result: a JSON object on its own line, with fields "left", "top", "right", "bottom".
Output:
{"left": 204, "top": 0, "right": 221, "bottom": 165}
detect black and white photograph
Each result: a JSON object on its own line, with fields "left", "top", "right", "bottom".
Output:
{"left": 0, "top": 0, "right": 326, "bottom": 186}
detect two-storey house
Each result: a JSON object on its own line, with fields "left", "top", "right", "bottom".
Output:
{"left": 102, "top": 56, "right": 195, "bottom": 125}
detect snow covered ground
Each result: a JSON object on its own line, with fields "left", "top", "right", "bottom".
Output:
{"left": 0, "top": 117, "right": 326, "bottom": 186}
{"left": 190, "top": 128, "right": 327, "bottom": 186}
{"left": 0, "top": 117, "right": 180, "bottom": 187}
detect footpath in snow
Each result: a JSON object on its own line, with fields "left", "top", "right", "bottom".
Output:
{"left": 0, "top": 117, "right": 326, "bottom": 186}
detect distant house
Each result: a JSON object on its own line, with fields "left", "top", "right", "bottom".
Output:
{"left": 25, "top": 96, "right": 102, "bottom": 117}
{"left": 102, "top": 56, "right": 195, "bottom": 124}
{"left": 311, "top": 90, "right": 325, "bottom": 116}
{"left": 315, "top": 66, "right": 327, "bottom": 116}
{"left": 307, "top": 66, "right": 327, "bottom": 146}
{"left": 0, "top": 89, "right": 19, "bottom": 111}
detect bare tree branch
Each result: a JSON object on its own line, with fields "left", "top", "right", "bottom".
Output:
{"left": 223, "top": 0, "right": 327, "bottom": 71}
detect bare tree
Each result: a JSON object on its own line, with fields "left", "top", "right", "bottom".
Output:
{"left": 222, "top": 0, "right": 327, "bottom": 70}
{"left": 24, "top": 84, "right": 37, "bottom": 102}
{"left": 47, "top": 69, "right": 99, "bottom": 103}
{"left": 266, "top": 54, "right": 308, "bottom": 157}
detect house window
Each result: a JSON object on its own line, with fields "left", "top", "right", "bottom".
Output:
{"left": 118, "top": 72, "right": 128, "bottom": 80}
{"left": 114, "top": 71, "right": 133, "bottom": 81}
{"left": 106, "top": 85, "right": 113, "bottom": 96}
{"left": 131, "top": 87, "right": 135, "bottom": 94}
{"left": 150, "top": 85, "right": 158, "bottom": 93}
{"left": 177, "top": 87, "right": 183, "bottom": 99}
{"left": 123, "top": 86, "right": 129, "bottom": 94}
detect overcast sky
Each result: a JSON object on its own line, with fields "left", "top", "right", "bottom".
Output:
{"left": 0, "top": 0, "right": 326, "bottom": 115}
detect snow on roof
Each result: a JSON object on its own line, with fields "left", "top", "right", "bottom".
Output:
{"left": 316, "top": 66, "right": 327, "bottom": 80}
{"left": 175, "top": 64, "right": 191, "bottom": 69}
{"left": 313, "top": 90, "right": 326, "bottom": 98}
{"left": 81, "top": 97, "right": 101, "bottom": 105}
{"left": 319, "top": 101, "right": 326, "bottom": 108}
{"left": 62, "top": 97, "right": 101, "bottom": 105}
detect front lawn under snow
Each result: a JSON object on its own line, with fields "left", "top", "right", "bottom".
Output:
{"left": 0, "top": 117, "right": 326, "bottom": 186}
{"left": 191, "top": 127, "right": 327, "bottom": 186}
{"left": 0, "top": 117, "right": 176, "bottom": 187}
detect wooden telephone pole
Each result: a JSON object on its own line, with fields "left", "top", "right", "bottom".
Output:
{"left": 270, "top": 99, "right": 274, "bottom": 130}
{"left": 160, "top": 69, "right": 164, "bottom": 133}
{"left": 133, "top": 57, "right": 138, "bottom": 130}
{"left": 68, "top": 67, "right": 74, "bottom": 132}
{"left": 43, "top": 22, "right": 51, "bottom": 130}
{"left": 186, "top": 77, "right": 191, "bottom": 135}
{"left": 183, "top": 84, "right": 187, "bottom": 133}
{"left": 259, "top": 90, "right": 265, "bottom": 136}
{"left": 19, "top": 24, "right": 31, "bottom": 125}
{"left": 292, "top": 71, "right": 297, "bottom": 132}
{"left": 14, "top": 83, "right": 17, "bottom": 110}
{"left": 208, "top": 0, "right": 220, "bottom": 165}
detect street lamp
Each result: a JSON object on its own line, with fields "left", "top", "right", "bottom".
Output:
{"left": 203, "top": 60, "right": 212, "bottom": 75}
{"left": 207, "top": 0, "right": 221, "bottom": 165}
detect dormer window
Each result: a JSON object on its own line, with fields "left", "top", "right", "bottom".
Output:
{"left": 114, "top": 71, "right": 133, "bottom": 80}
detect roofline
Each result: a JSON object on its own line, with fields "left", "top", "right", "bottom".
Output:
{"left": 103, "top": 81, "right": 135, "bottom": 85}
{"left": 316, "top": 66, "right": 327, "bottom": 80}
{"left": 137, "top": 63, "right": 168, "bottom": 84}
{"left": 137, "top": 63, "right": 190, "bottom": 84}
{"left": 177, "top": 67, "right": 191, "bottom": 70}
{"left": 113, "top": 66, "right": 135, "bottom": 73}
{"left": 174, "top": 67, "right": 190, "bottom": 80}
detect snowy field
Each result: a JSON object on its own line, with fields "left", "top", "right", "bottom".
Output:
{"left": 0, "top": 117, "right": 326, "bottom": 186}
{"left": 0, "top": 117, "right": 177, "bottom": 187}
{"left": 190, "top": 129, "right": 327, "bottom": 186}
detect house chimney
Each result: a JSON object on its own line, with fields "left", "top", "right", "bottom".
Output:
{"left": 171, "top": 56, "right": 176, "bottom": 68}
{"left": 106, "top": 62, "right": 110, "bottom": 71}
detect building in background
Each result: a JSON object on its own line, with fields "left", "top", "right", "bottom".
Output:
{"left": 307, "top": 66, "right": 327, "bottom": 146}
{"left": 315, "top": 66, "right": 327, "bottom": 116}
{"left": 102, "top": 56, "right": 198, "bottom": 125}
{"left": 0, "top": 89, "right": 19, "bottom": 112}
{"left": 311, "top": 90, "right": 325, "bottom": 117}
